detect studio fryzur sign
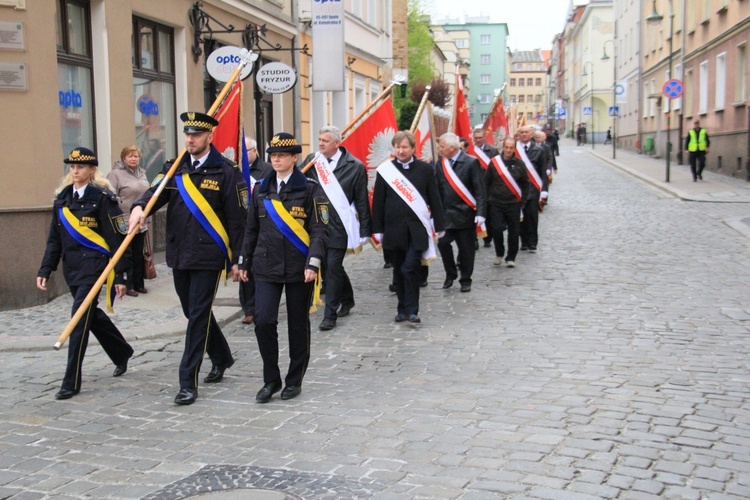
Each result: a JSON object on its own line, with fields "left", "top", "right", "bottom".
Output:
{"left": 256, "top": 62, "right": 296, "bottom": 94}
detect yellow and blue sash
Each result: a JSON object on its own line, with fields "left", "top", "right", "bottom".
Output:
{"left": 263, "top": 198, "right": 310, "bottom": 255}
{"left": 175, "top": 173, "right": 232, "bottom": 271}
{"left": 58, "top": 206, "right": 116, "bottom": 312}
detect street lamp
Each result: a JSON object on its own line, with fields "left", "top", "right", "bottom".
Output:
{"left": 582, "top": 61, "right": 594, "bottom": 149}
{"left": 646, "top": 0, "right": 674, "bottom": 182}
{"left": 602, "top": 39, "right": 617, "bottom": 160}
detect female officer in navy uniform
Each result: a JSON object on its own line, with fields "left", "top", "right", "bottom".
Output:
{"left": 239, "top": 133, "right": 329, "bottom": 403}
{"left": 37, "top": 147, "right": 134, "bottom": 400}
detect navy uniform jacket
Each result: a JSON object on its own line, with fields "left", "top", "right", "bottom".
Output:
{"left": 371, "top": 158, "right": 445, "bottom": 252}
{"left": 240, "top": 167, "right": 329, "bottom": 283}
{"left": 303, "top": 147, "right": 372, "bottom": 249}
{"left": 435, "top": 151, "right": 487, "bottom": 230}
{"left": 133, "top": 144, "right": 247, "bottom": 270}
{"left": 38, "top": 184, "right": 129, "bottom": 286}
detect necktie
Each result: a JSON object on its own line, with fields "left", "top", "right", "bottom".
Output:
{"left": 192, "top": 160, "right": 200, "bottom": 169}
{"left": 524, "top": 145, "right": 529, "bottom": 153}
{"left": 278, "top": 181, "right": 285, "bottom": 194}
{"left": 450, "top": 158, "right": 455, "bottom": 166}
{"left": 73, "top": 191, "right": 80, "bottom": 201}
{"left": 327, "top": 157, "right": 334, "bottom": 163}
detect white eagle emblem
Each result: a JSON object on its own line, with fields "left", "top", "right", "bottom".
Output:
{"left": 366, "top": 128, "right": 396, "bottom": 191}
{"left": 419, "top": 141, "right": 434, "bottom": 163}
{"left": 222, "top": 147, "right": 236, "bottom": 162}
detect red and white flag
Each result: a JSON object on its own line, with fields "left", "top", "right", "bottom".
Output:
{"left": 341, "top": 96, "right": 398, "bottom": 198}
{"left": 414, "top": 101, "right": 436, "bottom": 164}
{"left": 483, "top": 96, "right": 509, "bottom": 146}
{"left": 453, "top": 75, "right": 489, "bottom": 169}
{"left": 211, "top": 81, "right": 251, "bottom": 187}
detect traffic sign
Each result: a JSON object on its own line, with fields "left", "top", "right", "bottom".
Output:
{"left": 608, "top": 106, "right": 620, "bottom": 117}
{"left": 556, "top": 107, "right": 566, "bottom": 118}
{"left": 583, "top": 106, "right": 592, "bottom": 116}
{"left": 663, "top": 79, "right": 684, "bottom": 100}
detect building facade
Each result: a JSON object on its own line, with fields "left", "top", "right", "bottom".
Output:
{"left": 508, "top": 50, "right": 550, "bottom": 128}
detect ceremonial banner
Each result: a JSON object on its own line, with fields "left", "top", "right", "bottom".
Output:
{"left": 312, "top": 0, "right": 345, "bottom": 91}
{"left": 212, "top": 82, "right": 251, "bottom": 187}
{"left": 414, "top": 101, "right": 436, "bottom": 164}
{"left": 453, "top": 75, "right": 488, "bottom": 168}
{"left": 484, "top": 96, "right": 509, "bottom": 146}
{"left": 340, "top": 97, "right": 398, "bottom": 197}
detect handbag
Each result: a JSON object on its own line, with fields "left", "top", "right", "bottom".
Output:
{"left": 143, "top": 226, "right": 157, "bottom": 280}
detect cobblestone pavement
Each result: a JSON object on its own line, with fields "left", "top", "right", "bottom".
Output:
{"left": 2, "top": 142, "right": 750, "bottom": 498}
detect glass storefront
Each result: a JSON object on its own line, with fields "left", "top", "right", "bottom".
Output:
{"left": 58, "top": 63, "right": 95, "bottom": 165}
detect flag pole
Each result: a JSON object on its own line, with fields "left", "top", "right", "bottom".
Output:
{"left": 482, "top": 82, "right": 507, "bottom": 130}
{"left": 409, "top": 86, "right": 431, "bottom": 133}
{"left": 300, "top": 81, "right": 398, "bottom": 174}
{"left": 53, "top": 50, "right": 255, "bottom": 351}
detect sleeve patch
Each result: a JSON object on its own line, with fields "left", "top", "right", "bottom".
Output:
{"left": 151, "top": 173, "right": 165, "bottom": 187}
{"left": 318, "top": 203, "right": 329, "bottom": 225}
{"left": 111, "top": 214, "right": 128, "bottom": 235}
{"left": 238, "top": 186, "right": 249, "bottom": 210}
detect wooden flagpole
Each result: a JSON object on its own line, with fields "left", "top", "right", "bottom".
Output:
{"left": 300, "top": 81, "right": 398, "bottom": 174}
{"left": 54, "top": 51, "right": 255, "bottom": 350}
{"left": 482, "top": 82, "right": 507, "bottom": 130}
{"left": 409, "top": 86, "right": 431, "bottom": 133}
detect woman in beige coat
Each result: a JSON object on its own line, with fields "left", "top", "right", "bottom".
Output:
{"left": 107, "top": 145, "right": 151, "bottom": 296}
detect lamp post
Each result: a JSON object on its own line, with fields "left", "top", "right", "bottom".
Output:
{"left": 602, "top": 39, "right": 617, "bottom": 160}
{"left": 646, "top": 0, "right": 674, "bottom": 182}
{"left": 582, "top": 61, "right": 594, "bottom": 149}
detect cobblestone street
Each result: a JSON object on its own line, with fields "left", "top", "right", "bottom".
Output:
{"left": 2, "top": 143, "right": 750, "bottom": 498}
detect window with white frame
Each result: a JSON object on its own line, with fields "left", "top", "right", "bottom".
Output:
{"left": 685, "top": 68, "right": 693, "bottom": 116}
{"left": 455, "top": 39, "right": 467, "bottom": 48}
{"left": 701, "top": 0, "right": 710, "bottom": 22}
{"left": 367, "top": 1, "right": 377, "bottom": 26}
{"left": 480, "top": 54, "right": 491, "bottom": 65}
{"left": 478, "top": 94, "right": 492, "bottom": 103}
{"left": 736, "top": 44, "right": 747, "bottom": 103}
{"left": 673, "top": 63, "right": 682, "bottom": 110}
{"left": 351, "top": 0, "right": 363, "bottom": 18}
{"left": 480, "top": 34, "right": 490, "bottom": 45}
{"left": 480, "top": 74, "right": 491, "bottom": 84}
{"left": 715, "top": 52, "right": 726, "bottom": 110}
{"left": 699, "top": 60, "right": 708, "bottom": 114}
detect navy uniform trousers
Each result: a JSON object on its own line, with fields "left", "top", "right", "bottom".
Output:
{"left": 63, "top": 284, "right": 133, "bottom": 392}
{"left": 172, "top": 269, "right": 233, "bottom": 390}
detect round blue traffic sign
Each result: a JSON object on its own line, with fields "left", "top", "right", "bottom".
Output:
{"left": 662, "top": 79, "right": 683, "bottom": 100}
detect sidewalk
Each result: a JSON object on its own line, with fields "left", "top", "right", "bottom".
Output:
{"left": 0, "top": 260, "right": 245, "bottom": 352}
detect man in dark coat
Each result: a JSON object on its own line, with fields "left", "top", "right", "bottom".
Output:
{"left": 371, "top": 131, "right": 445, "bottom": 324}
{"left": 435, "top": 132, "right": 486, "bottom": 293}
{"left": 239, "top": 137, "right": 273, "bottom": 325}
{"left": 130, "top": 111, "right": 247, "bottom": 405}
{"left": 471, "top": 127, "right": 499, "bottom": 248}
{"left": 239, "top": 133, "right": 329, "bottom": 403}
{"left": 304, "top": 125, "right": 371, "bottom": 331}
{"left": 516, "top": 125, "right": 549, "bottom": 253}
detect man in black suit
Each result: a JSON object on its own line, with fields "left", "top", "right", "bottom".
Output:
{"left": 435, "top": 133, "right": 486, "bottom": 293}
{"left": 372, "top": 131, "right": 445, "bottom": 324}
{"left": 239, "top": 137, "right": 273, "bottom": 325}
{"left": 472, "top": 127, "right": 500, "bottom": 159}
{"left": 304, "top": 125, "right": 371, "bottom": 331}
{"left": 517, "top": 126, "right": 549, "bottom": 253}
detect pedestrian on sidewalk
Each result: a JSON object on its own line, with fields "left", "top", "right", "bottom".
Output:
{"left": 239, "top": 136, "right": 272, "bottom": 326}
{"left": 37, "top": 147, "right": 133, "bottom": 400}
{"left": 685, "top": 119, "right": 710, "bottom": 181}
{"left": 107, "top": 145, "right": 151, "bottom": 297}
{"left": 130, "top": 112, "right": 247, "bottom": 406}
{"left": 604, "top": 127, "right": 612, "bottom": 145}
{"left": 239, "top": 132, "right": 329, "bottom": 403}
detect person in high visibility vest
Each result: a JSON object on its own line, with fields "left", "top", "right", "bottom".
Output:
{"left": 684, "top": 119, "right": 710, "bottom": 181}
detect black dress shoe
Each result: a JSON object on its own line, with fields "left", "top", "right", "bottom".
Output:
{"left": 113, "top": 361, "right": 128, "bottom": 377}
{"left": 483, "top": 240, "right": 492, "bottom": 248}
{"left": 388, "top": 283, "right": 397, "bottom": 293}
{"left": 395, "top": 313, "right": 408, "bottom": 322}
{"left": 460, "top": 284, "right": 471, "bottom": 293}
{"left": 319, "top": 318, "right": 336, "bottom": 331}
{"left": 338, "top": 302, "right": 354, "bottom": 317}
{"left": 407, "top": 314, "right": 421, "bottom": 323}
{"left": 256, "top": 381, "right": 282, "bottom": 403}
{"left": 383, "top": 262, "right": 393, "bottom": 269}
{"left": 174, "top": 388, "right": 198, "bottom": 405}
{"left": 55, "top": 388, "right": 79, "bottom": 400}
{"left": 204, "top": 358, "right": 235, "bottom": 383}
{"left": 280, "top": 385, "right": 302, "bottom": 400}
{"left": 520, "top": 246, "right": 529, "bottom": 251}
{"left": 420, "top": 280, "right": 428, "bottom": 288}
{"left": 442, "top": 278, "right": 454, "bottom": 289}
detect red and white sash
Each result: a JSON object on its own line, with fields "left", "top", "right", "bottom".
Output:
{"left": 490, "top": 156, "right": 523, "bottom": 202}
{"left": 377, "top": 160, "right": 437, "bottom": 264}
{"left": 441, "top": 157, "right": 487, "bottom": 238}
{"left": 313, "top": 153, "right": 362, "bottom": 253}
{"left": 516, "top": 141, "right": 543, "bottom": 192}
{"left": 470, "top": 144, "right": 491, "bottom": 169}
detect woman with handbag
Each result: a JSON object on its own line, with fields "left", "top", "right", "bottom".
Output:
{"left": 107, "top": 145, "right": 151, "bottom": 296}
{"left": 36, "top": 147, "right": 134, "bottom": 399}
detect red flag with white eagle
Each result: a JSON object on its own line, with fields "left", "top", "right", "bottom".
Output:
{"left": 341, "top": 96, "right": 398, "bottom": 197}
{"left": 483, "top": 95, "right": 509, "bottom": 146}
{"left": 414, "top": 101, "right": 436, "bottom": 164}
{"left": 211, "top": 81, "right": 251, "bottom": 187}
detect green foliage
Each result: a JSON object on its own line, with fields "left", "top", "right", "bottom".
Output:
{"left": 407, "top": 0, "right": 434, "bottom": 87}
{"left": 398, "top": 100, "right": 420, "bottom": 131}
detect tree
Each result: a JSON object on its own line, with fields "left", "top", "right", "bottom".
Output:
{"left": 407, "top": 0, "right": 433, "bottom": 87}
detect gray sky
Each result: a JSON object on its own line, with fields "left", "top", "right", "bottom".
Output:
{"left": 426, "top": 0, "right": 572, "bottom": 51}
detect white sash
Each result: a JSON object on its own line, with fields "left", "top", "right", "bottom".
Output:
{"left": 441, "top": 158, "right": 477, "bottom": 209}
{"left": 376, "top": 160, "right": 436, "bottom": 264}
{"left": 472, "top": 145, "right": 491, "bottom": 169}
{"left": 516, "top": 141, "right": 543, "bottom": 192}
{"left": 490, "top": 156, "right": 523, "bottom": 201}
{"left": 313, "top": 153, "right": 362, "bottom": 253}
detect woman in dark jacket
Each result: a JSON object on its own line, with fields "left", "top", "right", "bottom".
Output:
{"left": 37, "top": 147, "right": 133, "bottom": 400}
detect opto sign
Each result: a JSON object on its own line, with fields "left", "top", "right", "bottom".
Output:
{"left": 206, "top": 46, "right": 253, "bottom": 82}
{"left": 256, "top": 62, "right": 297, "bottom": 94}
